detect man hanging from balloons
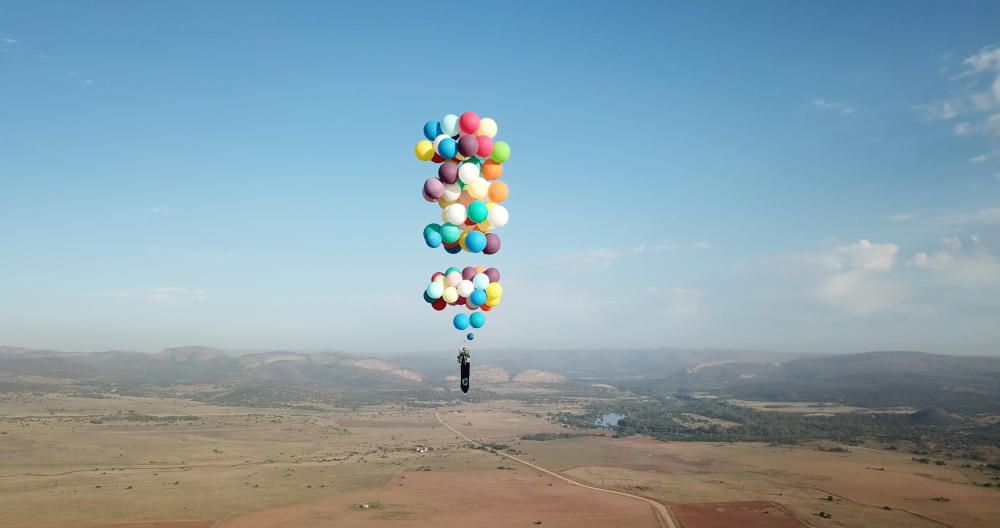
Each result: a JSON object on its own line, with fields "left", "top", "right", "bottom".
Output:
{"left": 414, "top": 112, "right": 510, "bottom": 393}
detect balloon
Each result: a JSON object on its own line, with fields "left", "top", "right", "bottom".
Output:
{"left": 423, "top": 290, "right": 434, "bottom": 303}
{"left": 477, "top": 117, "right": 497, "bottom": 138}
{"left": 445, "top": 266, "right": 461, "bottom": 275}
{"left": 432, "top": 298, "right": 447, "bottom": 311}
{"left": 481, "top": 160, "right": 503, "bottom": 180}
{"left": 467, "top": 201, "right": 488, "bottom": 223}
{"left": 480, "top": 303, "right": 493, "bottom": 311}
{"left": 467, "top": 177, "right": 490, "bottom": 200}
{"left": 438, "top": 161, "right": 459, "bottom": 184}
{"left": 444, "top": 243, "right": 462, "bottom": 254}
{"left": 423, "top": 178, "right": 445, "bottom": 200}
{"left": 483, "top": 233, "right": 501, "bottom": 254}
{"left": 431, "top": 271, "right": 444, "bottom": 282}
{"left": 424, "top": 120, "right": 442, "bottom": 141}
{"left": 441, "top": 114, "right": 460, "bottom": 136}
{"left": 426, "top": 282, "right": 444, "bottom": 299}
{"left": 458, "top": 135, "right": 479, "bottom": 157}
{"left": 487, "top": 205, "right": 509, "bottom": 228}
{"left": 469, "top": 312, "right": 485, "bottom": 328}
{"left": 440, "top": 223, "right": 461, "bottom": 244}
{"left": 455, "top": 295, "right": 467, "bottom": 306}
{"left": 435, "top": 136, "right": 457, "bottom": 159}
{"left": 490, "top": 141, "right": 510, "bottom": 163}
{"left": 486, "top": 282, "right": 503, "bottom": 301}
{"left": 414, "top": 140, "right": 434, "bottom": 161}
{"left": 470, "top": 288, "right": 487, "bottom": 306}
{"left": 425, "top": 230, "right": 442, "bottom": 248}
{"left": 445, "top": 271, "right": 462, "bottom": 287}
{"left": 442, "top": 286, "right": 459, "bottom": 304}
{"left": 476, "top": 136, "right": 494, "bottom": 158}
{"left": 458, "top": 162, "right": 480, "bottom": 184}
{"left": 486, "top": 180, "right": 507, "bottom": 202}
{"left": 453, "top": 313, "right": 470, "bottom": 330}
{"left": 458, "top": 280, "right": 475, "bottom": 297}
{"left": 456, "top": 190, "right": 474, "bottom": 206}
{"left": 459, "top": 112, "right": 480, "bottom": 135}
{"left": 465, "top": 230, "right": 487, "bottom": 253}
{"left": 462, "top": 266, "right": 477, "bottom": 280}
{"left": 445, "top": 203, "right": 467, "bottom": 225}
{"left": 441, "top": 183, "right": 461, "bottom": 202}
{"left": 485, "top": 267, "right": 501, "bottom": 283}
{"left": 466, "top": 333, "right": 475, "bottom": 341}
{"left": 472, "top": 273, "right": 490, "bottom": 290}
{"left": 485, "top": 297, "right": 500, "bottom": 307}
{"left": 431, "top": 153, "right": 445, "bottom": 163}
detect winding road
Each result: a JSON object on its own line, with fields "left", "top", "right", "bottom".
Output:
{"left": 434, "top": 412, "right": 677, "bottom": 528}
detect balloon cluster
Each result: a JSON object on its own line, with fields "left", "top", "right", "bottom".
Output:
{"left": 422, "top": 266, "right": 502, "bottom": 330}
{"left": 414, "top": 112, "right": 510, "bottom": 254}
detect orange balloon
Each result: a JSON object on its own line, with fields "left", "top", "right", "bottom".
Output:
{"left": 482, "top": 160, "right": 503, "bottom": 180}
{"left": 480, "top": 304, "right": 493, "bottom": 311}
{"left": 488, "top": 181, "right": 508, "bottom": 202}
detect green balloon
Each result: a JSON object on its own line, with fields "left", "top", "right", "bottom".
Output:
{"left": 467, "top": 201, "right": 488, "bottom": 223}
{"left": 441, "top": 224, "right": 461, "bottom": 245}
{"left": 444, "top": 265, "right": 461, "bottom": 275}
{"left": 490, "top": 141, "right": 511, "bottom": 163}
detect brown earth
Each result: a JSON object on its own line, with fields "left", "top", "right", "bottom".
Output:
{"left": 672, "top": 501, "right": 804, "bottom": 528}
{"left": 219, "top": 467, "right": 659, "bottom": 528}
{"left": 31, "top": 523, "right": 216, "bottom": 528}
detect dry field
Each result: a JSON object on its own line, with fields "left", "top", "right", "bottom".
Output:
{"left": 2, "top": 394, "right": 997, "bottom": 527}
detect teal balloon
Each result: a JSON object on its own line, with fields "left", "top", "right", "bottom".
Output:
{"left": 465, "top": 231, "right": 487, "bottom": 253}
{"left": 453, "top": 313, "right": 470, "bottom": 330}
{"left": 444, "top": 266, "right": 461, "bottom": 276}
{"left": 467, "top": 201, "right": 488, "bottom": 223}
{"left": 470, "top": 288, "right": 487, "bottom": 306}
{"left": 469, "top": 312, "right": 485, "bottom": 328}
{"left": 440, "top": 223, "right": 461, "bottom": 244}
{"left": 423, "top": 223, "right": 442, "bottom": 237}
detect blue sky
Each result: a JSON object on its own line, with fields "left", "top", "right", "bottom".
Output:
{"left": 2, "top": 1, "right": 999, "bottom": 355}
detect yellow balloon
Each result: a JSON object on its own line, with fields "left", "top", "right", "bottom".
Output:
{"left": 478, "top": 118, "right": 498, "bottom": 138}
{"left": 467, "top": 178, "right": 490, "bottom": 200}
{"left": 458, "top": 231, "right": 468, "bottom": 250}
{"left": 437, "top": 197, "right": 451, "bottom": 209}
{"left": 486, "top": 282, "right": 503, "bottom": 300}
{"left": 414, "top": 140, "right": 434, "bottom": 161}
{"left": 486, "top": 296, "right": 501, "bottom": 307}
{"left": 442, "top": 286, "right": 459, "bottom": 304}
{"left": 478, "top": 220, "right": 491, "bottom": 231}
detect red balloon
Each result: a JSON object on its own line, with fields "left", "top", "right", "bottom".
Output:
{"left": 459, "top": 112, "right": 480, "bottom": 134}
{"left": 431, "top": 272, "right": 444, "bottom": 281}
{"left": 455, "top": 296, "right": 467, "bottom": 306}
{"left": 476, "top": 136, "right": 494, "bottom": 158}
{"left": 431, "top": 153, "right": 445, "bottom": 163}
{"left": 432, "top": 299, "right": 447, "bottom": 311}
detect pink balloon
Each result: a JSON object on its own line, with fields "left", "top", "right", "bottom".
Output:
{"left": 476, "top": 136, "right": 494, "bottom": 158}
{"left": 459, "top": 112, "right": 480, "bottom": 134}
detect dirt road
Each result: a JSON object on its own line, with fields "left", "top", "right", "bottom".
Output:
{"left": 434, "top": 412, "right": 677, "bottom": 528}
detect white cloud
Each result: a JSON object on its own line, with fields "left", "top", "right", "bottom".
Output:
{"left": 937, "top": 206, "right": 1000, "bottom": 225}
{"left": 970, "top": 153, "right": 991, "bottom": 163}
{"left": 150, "top": 205, "right": 175, "bottom": 215}
{"left": 912, "top": 235, "right": 1000, "bottom": 284}
{"left": 811, "top": 98, "right": 855, "bottom": 116}
{"left": 886, "top": 212, "right": 919, "bottom": 223}
{"left": 923, "top": 45, "right": 1000, "bottom": 135}
{"left": 104, "top": 287, "right": 208, "bottom": 304}
{"left": 633, "top": 240, "right": 714, "bottom": 253}
{"left": 1, "top": 37, "right": 17, "bottom": 45}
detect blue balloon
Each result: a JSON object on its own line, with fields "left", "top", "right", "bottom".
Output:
{"left": 465, "top": 231, "right": 487, "bottom": 253}
{"left": 424, "top": 230, "right": 442, "bottom": 248}
{"left": 466, "top": 332, "right": 475, "bottom": 341}
{"left": 470, "top": 288, "right": 487, "bottom": 306}
{"left": 423, "top": 120, "right": 442, "bottom": 141}
{"left": 453, "top": 313, "right": 470, "bottom": 330}
{"left": 437, "top": 137, "right": 457, "bottom": 159}
{"left": 444, "top": 244, "right": 462, "bottom": 254}
{"left": 469, "top": 312, "right": 485, "bottom": 328}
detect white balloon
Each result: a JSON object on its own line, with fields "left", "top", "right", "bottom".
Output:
{"left": 458, "top": 162, "right": 480, "bottom": 185}
{"left": 488, "top": 205, "right": 509, "bottom": 228}
{"left": 445, "top": 271, "right": 462, "bottom": 287}
{"left": 442, "top": 286, "right": 459, "bottom": 304}
{"left": 441, "top": 114, "right": 460, "bottom": 136}
{"left": 445, "top": 203, "right": 467, "bottom": 225}
{"left": 458, "top": 280, "right": 475, "bottom": 297}
{"left": 477, "top": 117, "right": 498, "bottom": 138}
{"left": 441, "top": 183, "right": 461, "bottom": 202}
{"left": 472, "top": 273, "right": 490, "bottom": 290}
{"left": 432, "top": 134, "right": 449, "bottom": 152}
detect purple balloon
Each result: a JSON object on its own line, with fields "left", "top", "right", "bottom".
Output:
{"left": 423, "top": 177, "right": 444, "bottom": 200}
{"left": 458, "top": 135, "right": 479, "bottom": 157}
{"left": 461, "top": 266, "right": 477, "bottom": 280}
{"left": 483, "top": 233, "right": 501, "bottom": 255}
{"left": 438, "top": 161, "right": 458, "bottom": 184}
{"left": 484, "top": 266, "right": 501, "bottom": 282}
{"left": 421, "top": 188, "right": 435, "bottom": 202}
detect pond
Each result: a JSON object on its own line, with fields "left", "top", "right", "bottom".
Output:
{"left": 594, "top": 412, "right": 625, "bottom": 428}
